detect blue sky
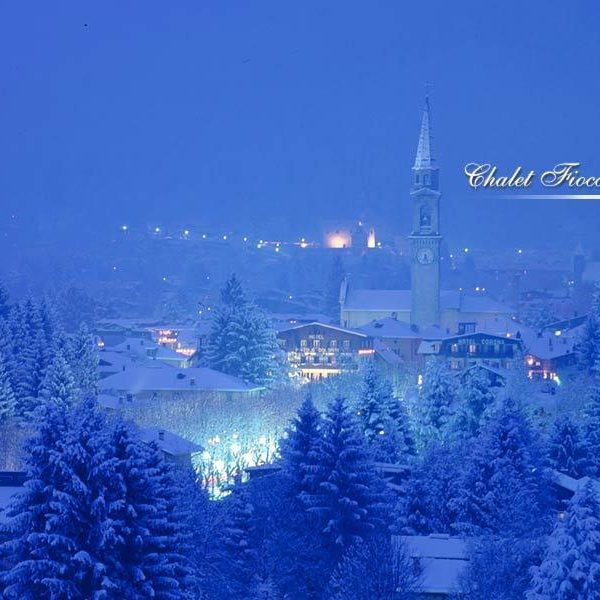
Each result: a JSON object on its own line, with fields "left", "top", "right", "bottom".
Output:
{"left": 1, "top": 1, "right": 600, "bottom": 247}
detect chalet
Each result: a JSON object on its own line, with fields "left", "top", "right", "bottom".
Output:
{"left": 418, "top": 331, "right": 522, "bottom": 371}
{"left": 520, "top": 327, "right": 580, "bottom": 381}
{"left": 394, "top": 534, "right": 470, "bottom": 598}
{"left": 276, "top": 321, "right": 373, "bottom": 381}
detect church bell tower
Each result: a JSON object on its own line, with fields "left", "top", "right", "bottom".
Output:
{"left": 409, "top": 97, "right": 441, "bottom": 328}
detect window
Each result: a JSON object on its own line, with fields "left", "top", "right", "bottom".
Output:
{"left": 458, "top": 322, "right": 476, "bottom": 334}
{"left": 300, "top": 339, "right": 307, "bottom": 348}
{"left": 330, "top": 340, "right": 337, "bottom": 349}
{"left": 343, "top": 340, "right": 351, "bottom": 350}
{"left": 468, "top": 343, "right": 478, "bottom": 354}
{"left": 451, "top": 343, "right": 459, "bottom": 353}
{"left": 313, "top": 339, "right": 321, "bottom": 349}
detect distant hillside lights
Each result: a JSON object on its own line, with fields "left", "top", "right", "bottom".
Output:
{"left": 324, "top": 225, "right": 378, "bottom": 250}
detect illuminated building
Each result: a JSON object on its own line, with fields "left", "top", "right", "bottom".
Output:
{"left": 276, "top": 321, "right": 373, "bottom": 381}
{"left": 324, "top": 229, "right": 352, "bottom": 249}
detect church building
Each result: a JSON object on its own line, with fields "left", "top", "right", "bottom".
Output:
{"left": 340, "top": 99, "right": 513, "bottom": 334}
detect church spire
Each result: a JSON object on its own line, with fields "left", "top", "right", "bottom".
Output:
{"left": 413, "top": 96, "right": 434, "bottom": 170}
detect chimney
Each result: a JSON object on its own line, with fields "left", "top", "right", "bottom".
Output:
{"left": 158, "top": 430, "right": 165, "bottom": 441}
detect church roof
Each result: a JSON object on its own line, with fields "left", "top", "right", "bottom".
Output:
{"left": 413, "top": 96, "right": 435, "bottom": 170}
{"left": 343, "top": 289, "right": 461, "bottom": 312}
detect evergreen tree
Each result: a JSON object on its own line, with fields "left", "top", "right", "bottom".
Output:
{"left": 414, "top": 357, "right": 455, "bottom": 446}
{"left": 578, "top": 284, "right": 600, "bottom": 374}
{"left": 450, "top": 366, "right": 495, "bottom": 440}
{"left": 39, "top": 350, "right": 78, "bottom": 411}
{"left": 304, "top": 398, "right": 388, "bottom": 558}
{"left": 0, "top": 401, "right": 79, "bottom": 599}
{"left": 220, "top": 485, "right": 258, "bottom": 597}
{"left": 548, "top": 414, "right": 593, "bottom": 478}
{"left": 356, "top": 364, "right": 415, "bottom": 462}
{"left": 527, "top": 481, "right": 600, "bottom": 599}
{"left": 68, "top": 323, "right": 99, "bottom": 398}
{"left": 205, "top": 275, "right": 282, "bottom": 386}
{"left": 103, "top": 420, "right": 195, "bottom": 598}
{"left": 450, "top": 398, "right": 549, "bottom": 536}
{"left": 327, "top": 536, "right": 419, "bottom": 600}
{"left": 279, "top": 393, "right": 323, "bottom": 497}
{"left": 0, "top": 280, "right": 10, "bottom": 320}
{"left": 0, "top": 349, "right": 16, "bottom": 421}
{"left": 583, "top": 371, "right": 600, "bottom": 476}
{"left": 398, "top": 442, "right": 459, "bottom": 535}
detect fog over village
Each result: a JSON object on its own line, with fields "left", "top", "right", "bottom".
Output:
{"left": 1, "top": 2, "right": 600, "bottom": 599}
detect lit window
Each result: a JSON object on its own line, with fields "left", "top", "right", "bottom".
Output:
{"left": 300, "top": 339, "right": 307, "bottom": 348}
{"left": 343, "top": 340, "right": 350, "bottom": 350}
{"left": 313, "top": 339, "right": 321, "bottom": 349}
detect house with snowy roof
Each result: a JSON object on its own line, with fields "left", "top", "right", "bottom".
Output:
{"left": 139, "top": 427, "right": 202, "bottom": 465}
{"left": 394, "top": 534, "right": 470, "bottom": 598}
{"left": 339, "top": 98, "right": 513, "bottom": 335}
{"left": 99, "top": 364, "right": 263, "bottom": 404}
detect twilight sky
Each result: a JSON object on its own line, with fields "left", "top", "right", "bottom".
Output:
{"left": 1, "top": 1, "right": 600, "bottom": 248}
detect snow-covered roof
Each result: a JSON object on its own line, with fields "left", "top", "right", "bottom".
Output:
{"left": 276, "top": 321, "right": 367, "bottom": 337}
{"left": 359, "top": 317, "right": 448, "bottom": 340}
{"left": 373, "top": 341, "right": 403, "bottom": 366}
{"left": 520, "top": 327, "right": 580, "bottom": 360}
{"left": 459, "top": 295, "right": 513, "bottom": 314}
{"left": 139, "top": 427, "right": 202, "bottom": 457}
{"left": 395, "top": 534, "right": 470, "bottom": 596}
{"left": 100, "top": 365, "right": 262, "bottom": 393}
{"left": 343, "top": 288, "right": 512, "bottom": 316}
{"left": 551, "top": 470, "right": 600, "bottom": 500}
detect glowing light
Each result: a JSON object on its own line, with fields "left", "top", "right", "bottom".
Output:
{"left": 121, "top": 225, "right": 128, "bottom": 231}
{"left": 554, "top": 330, "right": 562, "bottom": 336}
{"left": 367, "top": 228, "right": 376, "bottom": 249}
{"left": 417, "top": 374, "right": 423, "bottom": 386}
{"left": 243, "top": 236, "right": 248, "bottom": 242}
{"left": 358, "top": 348, "right": 375, "bottom": 356}
{"left": 464, "top": 247, "right": 469, "bottom": 253}
{"left": 183, "top": 229, "right": 190, "bottom": 236}
{"left": 223, "top": 235, "right": 228, "bottom": 240}
{"left": 517, "top": 248, "right": 523, "bottom": 254}
{"left": 202, "top": 233, "right": 207, "bottom": 239}
{"left": 275, "top": 247, "right": 280, "bottom": 253}
{"left": 154, "top": 227, "right": 161, "bottom": 233}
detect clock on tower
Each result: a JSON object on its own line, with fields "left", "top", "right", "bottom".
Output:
{"left": 409, "top": 97, "right": 442, "bottom": 328}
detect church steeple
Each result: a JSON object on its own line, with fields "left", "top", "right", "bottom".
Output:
{"left": 409, "top": 94, "right": 442, "bottom": 328}
{"left": 413, "top": 96, "right": 434, "bottom": 170}
{"left": 412, "top": 96, "right": 439, "bottom": 191}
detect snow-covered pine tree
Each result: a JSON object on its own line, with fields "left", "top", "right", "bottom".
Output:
{"left": 548, "top": 414, "right": 593, "bottom": 478}
{"left": 578, "top": 284, "right": 600, "bottom": 374}
{"left": 450, "top": 366, "right": 495, "bottom": 440}
{"left": 38, "top": 350, "right": 78, "bottom": 411}
{"left": 103, "top": 420, "right": 195, "bottom": 599}
{"left": 527, "top": 481, "right": 600, "bottom": 600}
{"left": 327, "top": 535, "right": 419, "bottom": 600}
{"left": 356, "top": 362, "right": 386, "bottom": 441}
{"left": 220, "top": 485, "right": 259, "bottom": 597}
{"left": 583, "top": 365, "right": 600, "bottom": 476}
{"left": 279, "top": 393, "right": 323, "bottom": 498}
{"left": 0, "top": 401, "right": 78, "bottom": 599}
{"left": 450, "top": 397, "right": 548, "bottom": 536}
{"left": 414, "top": 357, "right": 456, "bottom": 446}
{"left": 398, "top": 442, "right": 459, "bottom": 535}
{"left": 304, "top": 397, "right": 388, "bottom": 558}
{"left": 204, "top": 274, "right": 282, "bottom": 386}
{"left": 356, "top": 364, "right": 415, "bottom": 462}
{"left": 0, "top": 349, "right": 16, "bottom": 421}
{"left": 17, "top": 329, "right": 48, "bottom": 420}
{"left": 0, "top": 280, "right": 10, "bottom": 320}
{"left": 68, "top": 323, "right": 99, "bottom": 399}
